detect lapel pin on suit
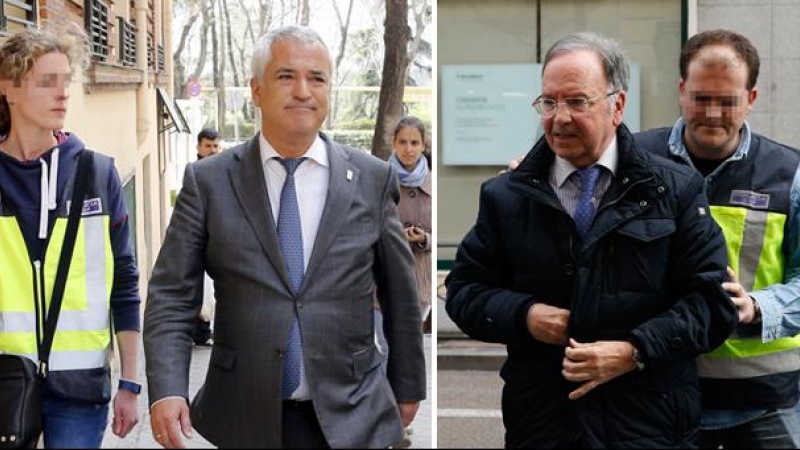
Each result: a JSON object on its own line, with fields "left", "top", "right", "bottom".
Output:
{"left": 346, "top": 169, "right": 353, "bottom": 181}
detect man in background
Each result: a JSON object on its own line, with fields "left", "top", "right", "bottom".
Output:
{"left": 196, "top": 128, "right": 220, "bottom": 159}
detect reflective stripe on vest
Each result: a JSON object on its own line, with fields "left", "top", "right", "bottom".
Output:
{"left": 0, "top": 214, "right": 113, "bottom": 371}
{"left": 711, "top": 206, "right": 785, "bottom": 292}
{"left": 698, "top": 205, "right": 800, "bottom": 378}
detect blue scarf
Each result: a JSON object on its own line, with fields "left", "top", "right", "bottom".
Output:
{"left": 389, "top": 153, "right": 428, "bottom": 188}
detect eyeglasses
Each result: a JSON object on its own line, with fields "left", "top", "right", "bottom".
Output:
{"left": 532, "top": 91, "right": 619, "bottom": 117}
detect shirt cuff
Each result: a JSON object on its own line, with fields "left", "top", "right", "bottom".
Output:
{"left": 750, "top": 290, "right": 781, "bottom": 342}
{"left": 150, "top": 395, "right": 187, "bottom": 410}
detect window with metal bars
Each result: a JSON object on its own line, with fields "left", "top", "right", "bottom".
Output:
{"left": 157, "top": 44, "right": 165, "bottom": 73}
{"left": 0, "top": 0, "right": 36, "bottom": 37}
{"left": 84, "top": 0, "right": 108, "bottom": 61}
{"left": 118, "top": 17, "right": 136, "bottom": 67}
{"left": 146, "top": 34, "right": 153, "bottom": 70}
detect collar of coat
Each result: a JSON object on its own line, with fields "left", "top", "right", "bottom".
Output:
{"left": 509, "top": 123, "right": 659, "bottom": 194}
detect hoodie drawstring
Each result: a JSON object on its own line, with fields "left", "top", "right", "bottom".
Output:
{"left": 37, "top": 147, "right": 60, "bottom": 239}
{"left": 48, "top": 148, "right": 58, "bottom": 210}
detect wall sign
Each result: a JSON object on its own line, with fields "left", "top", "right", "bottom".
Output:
{"left": 441, "top": 63, "right": 640, "bottom": 165}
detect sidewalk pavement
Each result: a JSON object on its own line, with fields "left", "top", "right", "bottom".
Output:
{"left": 101, "top": 334, "right": 433, "bottom": 448}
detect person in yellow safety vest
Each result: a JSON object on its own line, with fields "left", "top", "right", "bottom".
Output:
{"left": 635, "top": 29, "right": 800, "bottom": 448}
{"left": 0, "top": 27, "right": 141, "bottom": 448}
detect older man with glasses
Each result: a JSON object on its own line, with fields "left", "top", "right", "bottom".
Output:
{"left": 445, "top": 31, "right": 738, "bottom": 448}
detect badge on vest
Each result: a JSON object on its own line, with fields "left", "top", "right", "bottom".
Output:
{"left": 66, "top": 198, "right": 103, "bottom": 216}
{"left": 730, "top": 190, "right": 769, "bottom": 210}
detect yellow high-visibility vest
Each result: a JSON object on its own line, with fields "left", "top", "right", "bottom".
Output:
{"left": 0, "top": 173, "right": 113, "bottom": 372}
{"left": 697, "top": 205, "right": 800, "bottom": 378}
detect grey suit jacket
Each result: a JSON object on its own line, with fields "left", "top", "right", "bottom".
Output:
{"left": 143, "top": 134, "right": 426, "bottom": 448}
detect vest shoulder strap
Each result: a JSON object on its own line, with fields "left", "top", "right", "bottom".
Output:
{"left": 61, "top": 149, "right": 113, "bottom": 212}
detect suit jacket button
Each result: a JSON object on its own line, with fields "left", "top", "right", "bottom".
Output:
{"left": 276, "top": 349, "right": 284, "bottom": 359}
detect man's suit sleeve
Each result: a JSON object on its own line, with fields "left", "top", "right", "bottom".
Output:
{"left": 375, "top": 165, "right": 427, "bottom": 402}
{"left": 144, "top": 162, "right": 207, "bottom": 405}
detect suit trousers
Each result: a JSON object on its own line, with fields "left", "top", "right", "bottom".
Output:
{"left": 282, "top": 400, "right": 329, "bottom": 449}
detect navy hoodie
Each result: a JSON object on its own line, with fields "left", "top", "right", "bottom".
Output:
{"left": 0, "top": 133, "right": 140, "bottom": 331}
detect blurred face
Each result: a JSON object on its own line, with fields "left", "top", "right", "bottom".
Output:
{"left": 393, "top": 125, "right": 425, "bottom": 171}
{"left": 4, "top": 52, "right": 71, "bottom": 133}
{"left": 197, "top": 137, "right": 220, "bottom": 158}
{"left": 540, "top": 50, "right": 625, "bottom": 168}
{"left": 679, "top": 45, "right": 756, "bottom": 159}
{"left": 251, "top": 39, "right": 331, "bottom": 152}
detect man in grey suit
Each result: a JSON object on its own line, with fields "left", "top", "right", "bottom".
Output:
{"left": 143, "top": 25, "right": 426, "bottom": 449}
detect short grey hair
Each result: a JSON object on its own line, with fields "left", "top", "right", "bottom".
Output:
{"left": 251, "top": 25, "right": 334, "bottom": 82}
{"left": 543, "top": 31, "right": 630, "bottom": 92}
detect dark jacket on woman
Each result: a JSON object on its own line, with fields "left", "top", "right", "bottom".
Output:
{"left": 445, "top": 124, "right": 737, "bottom": 448}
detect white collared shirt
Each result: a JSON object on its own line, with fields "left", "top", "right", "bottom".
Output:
{"left": 259, "top": 132, "right": 329, "bottom": 400}
{"left": 550, "top": 136, "right": 618, "bottom": 218}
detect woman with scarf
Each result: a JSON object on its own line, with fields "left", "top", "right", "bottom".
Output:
{"left": 388, "top": 116, "right": 432, "bottom": 331}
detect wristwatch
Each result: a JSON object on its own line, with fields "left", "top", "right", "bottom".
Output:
{"left": 118, "top": 379, "right": 142, "bottom": 395}
{"left": 632, "top": 348, "right": 646, "bottom": 371}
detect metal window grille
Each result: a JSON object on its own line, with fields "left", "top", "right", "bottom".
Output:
{"left": 0, "top": 0, "right": 36, "bottom": 36}
{"left": 118, "top": 17, "right": 136, "bottom": 67}
{"left": 157, "top": 44, "right": 165, "bottom": 73}
{"left": 84, "top": 0, "right": 109, "bottom": 61}
{"left": 146, "top": 34, "right": 153, "bottom": 69}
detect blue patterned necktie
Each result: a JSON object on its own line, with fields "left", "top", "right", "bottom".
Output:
{"left": 277, "top": 157, "right": 306, "bottom": 399}
{"left": 574, "top": 166, "right": 601, "bottom": 238}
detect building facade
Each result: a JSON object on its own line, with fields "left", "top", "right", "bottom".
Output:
{"left": 1, "top": 0, "right": 186, "bottom": 296}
